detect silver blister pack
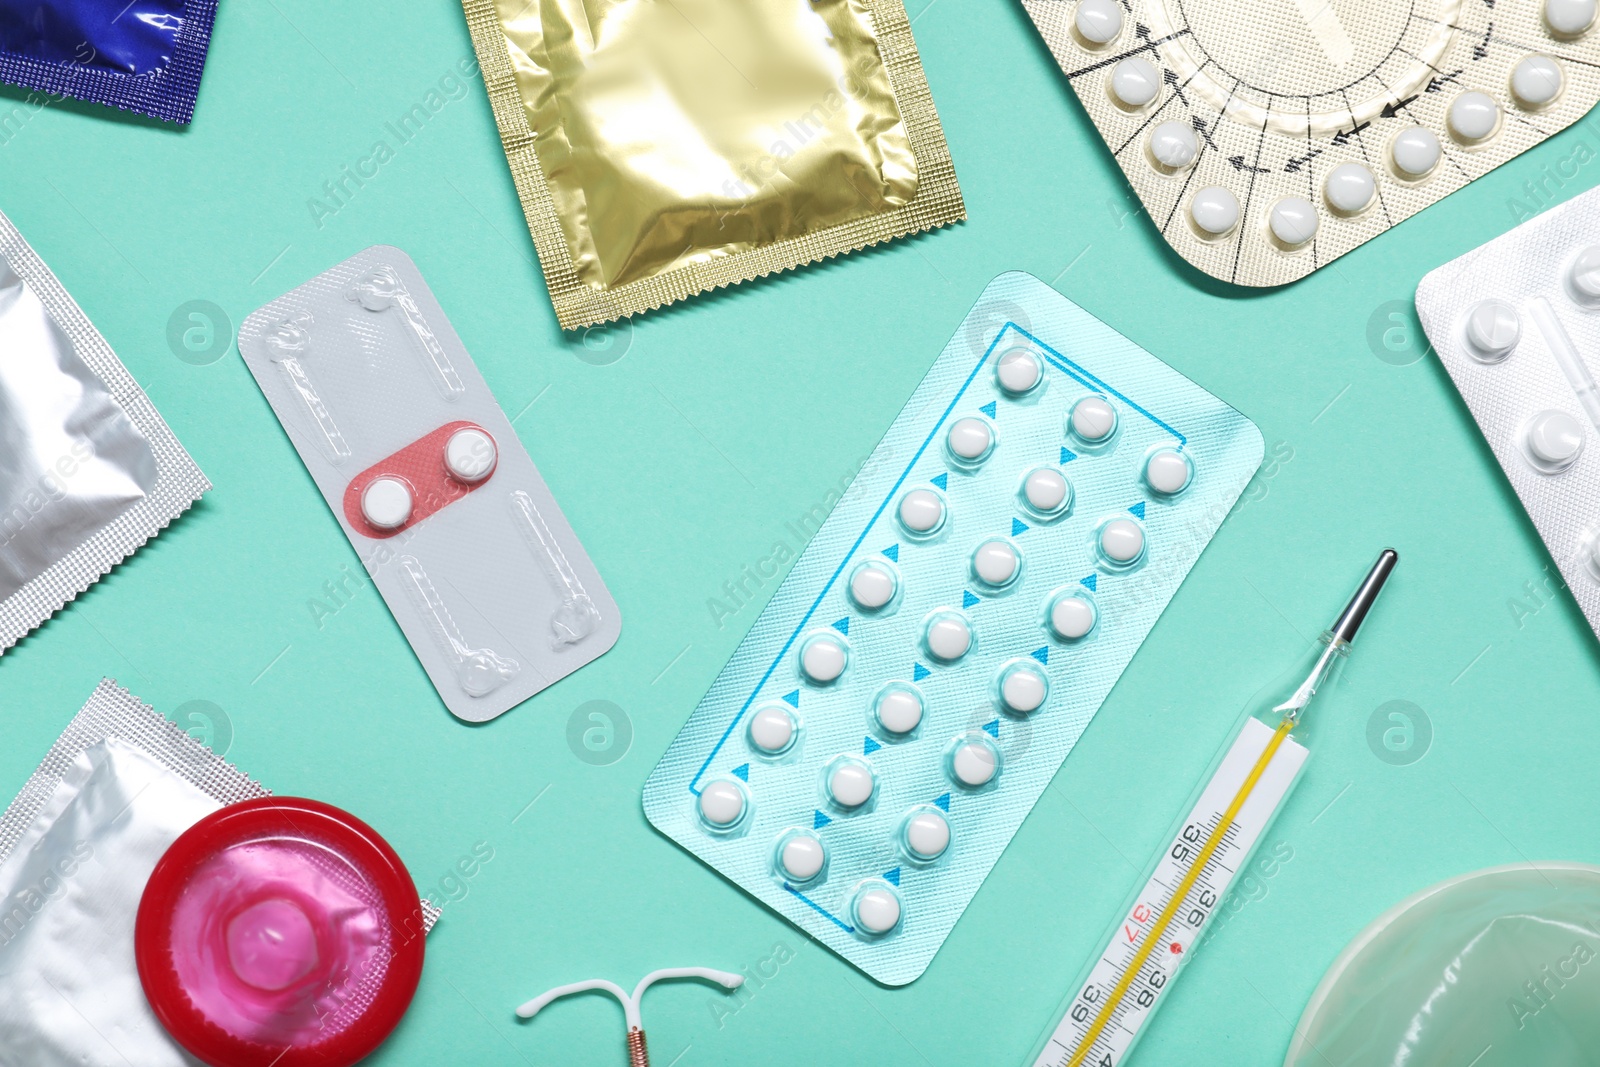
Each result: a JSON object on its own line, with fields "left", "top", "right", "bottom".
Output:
{"left": 1418, "top": 184, "right": 1600, "bottom": 641}
{"left": 238, "top": 247, "right": 620, "bottom": 722}
{"left": 0, "top": 208, "right": 210, "bottom": 653}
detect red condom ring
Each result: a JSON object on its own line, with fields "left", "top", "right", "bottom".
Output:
{"left": 135, "top": 798, "right": 427, "bottom": 1067}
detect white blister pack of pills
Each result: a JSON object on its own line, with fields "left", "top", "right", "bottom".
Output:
{"left": 239, "top": 247, "right": 620, "bottom": 722}
{"left": 1418, "top": 184, "right": 1600, "bottom": 641}
{"left": 643, "top": 272, "right": 1263, "bottom": 984}
{"left": 1023, "top": 0, "right": 1600, "bottom": 286}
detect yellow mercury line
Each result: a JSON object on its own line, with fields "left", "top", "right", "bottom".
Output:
{"left": 1063, "top": 718, "right": 1297, "bottom": 1067}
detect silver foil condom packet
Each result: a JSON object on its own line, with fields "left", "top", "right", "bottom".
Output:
{"left": 0, "top": 208, "right": 209, "bottom": 654}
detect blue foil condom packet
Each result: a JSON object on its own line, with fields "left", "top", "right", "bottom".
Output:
{"left": 0, "top": 0, "right": 219, "bottom": 123}
{"left": 643, "top": 272, "right": 1264, "bottom": 985}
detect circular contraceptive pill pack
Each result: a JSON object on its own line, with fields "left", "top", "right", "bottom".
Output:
{"left": 1023, "top": 0, "right": 1600, "bottom": 286}
{"left": 642, "top": 274, "right": 1267, "bottom": 986}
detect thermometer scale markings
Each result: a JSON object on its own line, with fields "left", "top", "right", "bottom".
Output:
{"left": 1035, "top": 717, "right": 1309, "bottom": 1067}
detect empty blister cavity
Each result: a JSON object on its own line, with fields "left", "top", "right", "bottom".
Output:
{"left": 948, "top": 733, "right": 1000, "bottom": 789}
{"left": 1110, "top": 57, "right": 1160, "bottom": 108}
{"left": 1074, "top": 0, "right": 1123, "bottom": 45}
{"left": 265, "top": 314, "right": 351, "bottom": 465}
{"left": 1512, "top": 55, "right": 1565, "bottom": 108}
{"left": 800, "top": 631, "right": 850, "bottom": 684}
{"left": 972, "top": 537, "right": 1023, "bottom": 588}
{"left": 399, "top": 556, "right": 520, "bottom": 698}
{"left": 996, "top": 344, "right": 1045, "bottom": 395}
{"left": 898, "top": 487, "right": 947, "bottom": 536}
{"left": 1047, "top": 589, "right": 1098, "bottom": 640}
{"left": 872, "top": 683, "right": 925, "bottom": 735}
{"left": 850, "top": 883, "right": 903, "bottom": 937}
{"left": 826, "top": 757, "right": 877, "bottom": 809}
{"left": 775, "top": 831, "right": 826, "bottom": 882}
{"left": 349, "top": 266, "right": 465, "bottom": 399}
{"left": 1324, "top": 163, "right": 1376, "bottom": 215}
{"left": 699, "top": 779, "right": 749, "bottom": 831}
{"left": 1097, "top": 516, "right": 1147, "bottom": 566}
{"left": 900, "top": 808, "right": 951, "bottom": 862}
{"left": 1143, "top": 446, "right": 1193, "bottom": 495}
{"left": 1392, "top": 128, "right": 1442, "bottom": 179}
{"left": 1269, "top": 197, "right": 1319, "bottom": 248}
{"left": 1021, "top": 466, "right": 1072, "bottom": 517}
{"left": 922, "top": 609, "right": 974, "bottom": 662}
{"left": 947, "top": 415, "right": 996, "bottom": 466}
{"left": 1190, "top": 187, "right": 1241, "bottom": 238}
{"left": 1464, "top": 299, "right": 1522, "bottom": 362}
{"left": 1148, "top": 120, "right": 1198, "bottom": 171}
{"left": 849, "top": 559, "right": 900, "bottom": 611}
{"left": 512, "top": 490, "right": 604, "bottom": 648}
{"left": 1069, "top": 395, "right": 1118, "bottom": 444}
{"left": 998, "top": 660, "right": 1049, "bottom": 714}
{"left": 749, "top": 705, "right": 799, "bottom": 756}
{"left": 1448, "top": 91, "right": 1502, "bottom": 143}
{"left": 1546, "top": 0, "right": 1597, "bottom": 36}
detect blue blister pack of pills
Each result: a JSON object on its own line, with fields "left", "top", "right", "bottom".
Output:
{"left": 642, "top": 272, "right": 1264, "bottom": 985}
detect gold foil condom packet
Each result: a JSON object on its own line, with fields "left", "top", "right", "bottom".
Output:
{"left": 461, "top": 0, "right": 965, "bottom": 328}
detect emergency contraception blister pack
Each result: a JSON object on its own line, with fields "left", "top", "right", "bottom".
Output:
{"left": 239, "top": 247, "right": 620, "bottom": 722}
{"left": 1418, "top": 183, "right": 1600, "bottom": 643}
{"left": 1023, "top": 0, "right": 1600, "bottom": 286}
{"left": 644, "top": 272, "right": 1264, "bottom": 984}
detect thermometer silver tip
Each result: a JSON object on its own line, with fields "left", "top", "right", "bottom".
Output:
{"left": 1329, "top": 549, "right": 1398, "bottom": 646}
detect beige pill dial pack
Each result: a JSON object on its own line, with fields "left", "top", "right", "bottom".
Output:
{"left": 239, "top": 247, "right": 620, "bottom": 722}
{"left": 644, "top": 272, "right": 1263, "bottom": 985}
{"left": 1023, "top": 0, "right": 1600, "bottom": 286}
{"left": 1417, "top": 183, "right": 1600, "bottom": 643}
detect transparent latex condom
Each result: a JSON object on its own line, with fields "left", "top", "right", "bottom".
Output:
{"left": 1285, "top": 863, "right": 1600, "bottom": 1067}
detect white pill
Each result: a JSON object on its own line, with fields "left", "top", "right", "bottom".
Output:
{"left": 1002, "top": 667, "right": 1048, "bottom": 714}
{"left": 1190, "top": 187, "right": 1240, "bottom": 236}
{"left": 779, "top": 835, "right": 825, "bottom": 881}
{"left": 1071, "top": 396, "right": 1117, "bottom": 442}
{"left": 1269, "top": 197, "right": 1319, "bottom": 246}
{"left": 1075, "top": 0, "right": 1123, "bottom": 44}
{"left": 1144, "top": 448, "right": 1192, "bottom": 494}
{"left": 445, "top": 427, "right": 497, "bottom": 483}
{"left": 948, "top": 417, "right": 994, "bottom": 461}
{"left": 854, "top": 887, "right": 902, "bottom": 934}
{"left": 361, "top": 477, "right": 413, "bottom": 530}
{"left": 997, "top": 346, "right": 1043, "bottom": 394}
{"left": 829, "top": 761, "right": 876, "bottom": 808}
{"left": 1465, "top": 300, "right": 1521, "bottom": 360}
{"left": 1449, "top": 91, "right": 1500, "bottom": 141}
{"left": 1100, "top": 518, "right": 1145, "bottom": 563}
{"left": 849, "top": 562, "right": 898, "bottom": 610}
{"left": 801, "top": 635, "right": 848, "bottom": 683}
{"left": 1392, "top": 127, "right": 1441, "bottom": 177}
{"left": 875, "top": 687, "right": 924, "bottom": 734}
{"left": 699, "top": 780, "right": 745, "bottom": 827}
{"left": 1050, "top": 594, "right": 1097, "bottom": 639}
{"left": 973, "top": 539, "right": 1020, "bottom": 586}
{"left": 905, "top": 811, "right": 951, "bottom": 860}
{"left": 1513, "top": 55, "right": 1564, "bottom": 107}
{"left": 925, "top": 614, "right": 972, "bottom": 661}
{"left": 1149, "top": 121, "right": 1198, "bottom": 169}
{"left": 899, "top": 489, "right": 945, "bottom": 534}
{"left": 1024, "top": 467, "right": 1070, "bottom": 513}
{"left": 1324, "top": 162, "right": 1376, "bottom": 214}
{"left": 749, "top": 706, "right": 797, "bottom": 754}
{"left": 1569, "top": 246, "right": 1600, "bottom": 304}
{"left": 1547, "top": 0, "right": 1596, "bottom": 35}
{"left": 1110, "top": 57, "right": 1160, "bottom": 107}
{"left": 1527, "top": 410, "right": 1584, "bottom": 467}
{"left": 952, "top": 741, "right": 998, "bottom": 787}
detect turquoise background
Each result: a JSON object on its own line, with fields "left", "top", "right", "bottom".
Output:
{"left": 2, "top": 1, "right": 1598, "bottom": 1065}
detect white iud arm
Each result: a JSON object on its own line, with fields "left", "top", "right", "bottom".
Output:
{"left": 517, "top": 967, "right": 744, "bottom": 1067}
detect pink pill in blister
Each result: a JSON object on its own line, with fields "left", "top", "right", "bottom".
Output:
{"left": 136, "top": 798, "right": 426, "bottom": 1067}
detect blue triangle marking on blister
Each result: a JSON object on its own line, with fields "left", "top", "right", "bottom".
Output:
{"left": 1011, "top": 517, "right": 1029, "bottom": 536}
{"left": 962, "top": 590, "right": 980, "bottom": 609}
{"left": 864, "top": 736, "right": 881, "bottom": 755}
{"left": 1129, "top": 501, "right": 1146, "bottom": 519}
{"left": 983, "top": 719, "right": 1000, "bottom": 738}
{"left": 1081, "top": 574, "right": 1098, "bottom": 592}
{"left": 884, "top": 867, "right": 902, "bottom": 887}
{"left": 1060, "top": 446, "right": 1077, "bottom": 464}
{"left": 934, "top": 793, "right": 951, "bottom": 811}
{"left": 783, "top": 690, "right": 800, "bottom": 707}
{"left": 883, "top": 544, "right": 900, "bottom": 562}
{"left": 1031, "top": 647, "right": 1049, "bottom": 665}
{"left": 913, "top": 663, "right": 932, "bottom": 681}
{"left": 732, "top": 763, "right": 749, "bottom": 782}
{"left": 832, "top": 617, "right": 850, "bottom": 636}
{"left": 814, "top": 810, "right": 832, "bottom": 830}
{"left": 931, "top": 472, "right": 949, "bottom": 490}
{"left": 980, "top": 401, "right": 996, "bottom": 418}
